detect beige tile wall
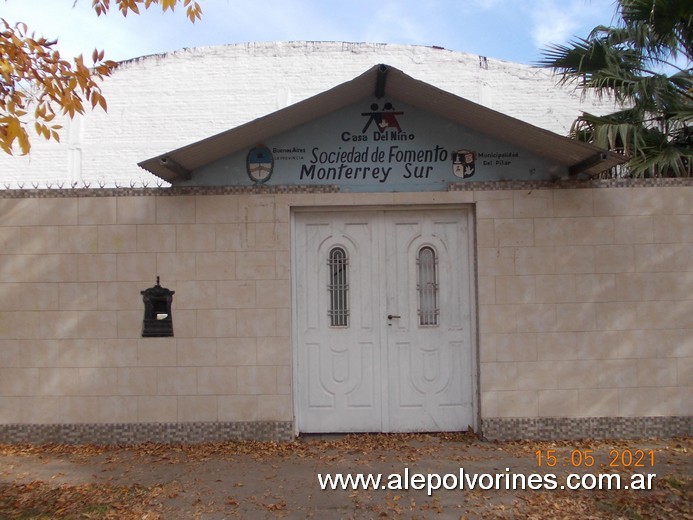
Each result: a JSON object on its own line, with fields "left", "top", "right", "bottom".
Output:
{"left": 0, "top": 186, "right": 690, "bottom": 426}
{"left": 0, "top": 194, "right": 293, "bottom": 424}
{"left": 478, "top": 187, "right": 692, "bottom": 418}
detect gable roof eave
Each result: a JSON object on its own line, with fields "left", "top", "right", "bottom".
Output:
{"left": 380, "top": 66, "right": 624, "bottom": 176}
{"left": 138, "top": 64, "right": 625, "bottom": 182}
{"left": 137, "top": 65, "right": 382, "bottom": 182}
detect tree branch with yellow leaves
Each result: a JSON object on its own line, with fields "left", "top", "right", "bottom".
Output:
{"left": 0, "top": 0, "right": 202, "bottom": 155}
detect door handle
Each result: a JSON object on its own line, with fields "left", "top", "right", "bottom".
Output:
{"left": 387, "top": 314, "right": 401, "bottom": 320}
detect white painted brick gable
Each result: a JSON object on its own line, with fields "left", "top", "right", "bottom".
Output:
{"left": 0, "top": 42, "right": 615, "bottom": 188}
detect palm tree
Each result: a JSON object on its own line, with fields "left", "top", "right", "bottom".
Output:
{"left": 538, "top": 0, "right": 692, "bottom": 177}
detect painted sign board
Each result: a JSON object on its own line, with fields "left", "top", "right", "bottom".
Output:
{"left": 184, "top": 99, "right": 567, "bottom": 191}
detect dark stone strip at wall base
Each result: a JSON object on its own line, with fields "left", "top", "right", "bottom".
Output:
{"left": 482, "top": 416, "right": 692, "bottom": 441}
{"left": 1, "top": 418, "right": 690, "bottom": 444}
{"left": 0, "top": 421, "right": 294, "bottom": 445}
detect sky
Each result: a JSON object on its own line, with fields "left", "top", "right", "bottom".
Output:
{"left": 1, "top": 0, "right": 622, "bottom": 65}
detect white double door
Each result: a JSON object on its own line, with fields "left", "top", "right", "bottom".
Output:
{"left": 293, "top": 207, "right": 475, "bottom": 433}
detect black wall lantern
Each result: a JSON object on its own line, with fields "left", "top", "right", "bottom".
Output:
{"left": 141, "top": 276, "right": 175, "bottom": 337}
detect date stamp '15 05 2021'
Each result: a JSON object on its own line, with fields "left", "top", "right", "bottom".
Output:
{"left": 535, "top": 448, "right": 656, "bottom": 469}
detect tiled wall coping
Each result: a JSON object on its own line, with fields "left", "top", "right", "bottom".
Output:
{"left": 0, "top": 177, "right": 691, "bottom": 199}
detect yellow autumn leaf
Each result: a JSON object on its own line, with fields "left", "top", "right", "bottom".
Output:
{"left": 17, "top": 127, "right": 30, "bottom": 154}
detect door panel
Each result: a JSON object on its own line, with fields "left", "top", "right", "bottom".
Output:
{"left": 384, "top": 210, "right": 473, "bottom": 431}
{"left": 296, "top": 212, "right": 382, "bottom": 432}
{"left": 294, "top": 208, "right": 474, "bottom": 433}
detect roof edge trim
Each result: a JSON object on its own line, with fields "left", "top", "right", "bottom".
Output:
{"left": 375, "top": 64, "right": 388, "bottom": 98}
{"left": 159, "top": 156, "right": 192, "bottom": 181}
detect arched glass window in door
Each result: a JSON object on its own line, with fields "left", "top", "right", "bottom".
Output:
{"left": 327, "top": 247, "right": 349, "bottom": 327}
{"left": 417, "top": 246, "right": 439, "bottom": 326}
